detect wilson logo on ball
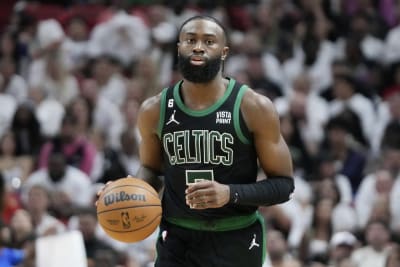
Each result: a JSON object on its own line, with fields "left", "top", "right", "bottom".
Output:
{"left": 104, "top": 191, "right": 146, "bottom": 206}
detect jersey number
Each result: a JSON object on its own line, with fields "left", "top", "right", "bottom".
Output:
{"left": 185, "top": 170, "right": 214, "bottom": 185}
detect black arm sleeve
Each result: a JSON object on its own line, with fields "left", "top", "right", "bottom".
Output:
{"left": 228, "top": 176, "right": 295, "bottom": 206}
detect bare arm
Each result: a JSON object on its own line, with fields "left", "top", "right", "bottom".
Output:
{"left": 135, "top": 93, "right": 164, "bottom": 191}
{"left": 241, "top": 89, "right": 293, "bottom": 178}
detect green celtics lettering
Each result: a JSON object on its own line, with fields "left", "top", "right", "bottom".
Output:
{"left": 163, "top": 130, "right": 234, "bottom": 166}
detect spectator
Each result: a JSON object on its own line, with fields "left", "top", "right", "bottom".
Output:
{"left": 0, "top": 131, "right": 33, "bottom": 186}
{"left": 328, "top": 231, "right": 358, "bottom": 266}
{"left": 304, "top": 197, "right": 335, "bottom": 263}
{"left": 384, "top": 24, "right": 400, "bottom": 64}
{"left": 0, "top": 219, "right": 33, "bottom": 267}
{"left": 246, "top": 50, "right": 283, "bottom": 101}
{"left": 28, "top": 19, "right": 79, "bottom": 105}
{"left": 38, "top": 112, "right": 97, "bottom": 176}
{"left": 386, "top": 244, "right": 400, "bottom": 267}
{"left": 131, "top": 54, "right": 162, "bottom": 100}
{"left": 76, "top": 208, "right": 121, "bottom": 267}
{"left": 88, "top": 54, "right": 127, "bottom": 108}
{"left": 374, "top": 92, "right": 400, "bottom": 155}
{"left": 87, "top": 11, "right": 150, "bottom": 68}
{"left": 355, "top": 169, "right": 394, "bottom": 229}
{"left": 90, "top": 129, "right": 126, "bottom": 184}
{"left": 263, "top": 229, "right": 302, "bottom": 267}
{"left": 328, "top": 74, "right": 376, "bottom": 144}
{"left": 22, "top": 151, "right": 93, "bottom": 218}
{"left": 351, "top": 219, "right": 392, "bottom": 267}
{"left": 36, "top": 52, "right": 79, "bottom": 105}
{"left": 6, "top": 209, "right": 35, "bottom": 250}
{"left": 0, "top": 57, "right": 28, "bottom": 103}
{"left": 279, "top": 112, "right": 313, "bottom": 177}
{"left": 320, "top": 113, "right": 367, "bottom": 193}
{"left": 0, "top": 32, "right": 20, "bottom": 69}
{"left": 10, "top": 102, "right": 43, "bottom": 156}
{"left": 25, "top": 185, "right": 66, "bottom": 237}
{"left": 80, "top": 78, "right": 124, "bottom": 149}
{"left": 66, "top": 96, "right": 94, "bottom": 138}
{"left": 339, "top": 12, "right": 385, "bottom": 63}
{"left": 63, "top": 16, "right": 91, "bottom": 74}
{"left": 276, "top": 72, "right": 330, "bottom": 157}
{"left": 0, "top": 93, "right": 17, "bottom": 139}
{"left": 312, "top": 152, "right": 353, "bottom": 204}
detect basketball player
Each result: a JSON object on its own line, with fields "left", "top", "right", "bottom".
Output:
{"left": 104, "top": 15, "right": 294, "bottom": 267}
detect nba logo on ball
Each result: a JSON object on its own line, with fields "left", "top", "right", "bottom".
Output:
{"left": 97, "top": 177, "right": 162, "bottom": 243}
{"left": 121, "top": 212, "right": 131, "bottom": 229}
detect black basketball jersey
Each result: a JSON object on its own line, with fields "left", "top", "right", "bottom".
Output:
{"left": 158, "top": 78, "right": 258, "bottom": 220}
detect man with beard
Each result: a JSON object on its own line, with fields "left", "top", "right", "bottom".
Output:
{"left": 22, "top": 151, "right": 92, "bottom": 218}
{"left": 100, "top": 15, "right": 294, "bottom": 267}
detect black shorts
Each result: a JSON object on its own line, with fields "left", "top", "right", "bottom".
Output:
{"left": 154, "top": 215, "right": 265, "bottom": 267}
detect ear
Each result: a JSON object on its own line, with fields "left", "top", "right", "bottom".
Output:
{"left": 221, "top": 46, "right": 229, "bottom": 60}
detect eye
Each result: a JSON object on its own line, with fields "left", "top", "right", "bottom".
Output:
{"left": 186, "top": 38, "right": 195, "bottom": 44}
{"left": 205, "top": 39, "right": 215, "bottom": 45}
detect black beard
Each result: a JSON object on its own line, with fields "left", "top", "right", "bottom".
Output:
{"left": 178, "top": 53, "right": 222, "bottom": 83}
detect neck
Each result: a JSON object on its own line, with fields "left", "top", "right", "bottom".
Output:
{"left": 180, "top": 76, "right": 228, "bottom": 110}
{"left": 315, "top": 224, "right": 330, "bottom": 239}
{"left": 31, "top": 211, "right": 44, "bottom": 226}
{"left": 270, "top": 257, "right": 284, "bottom": 265}
{"left": 371, "top": 244, "right": 385, "bottom": 252}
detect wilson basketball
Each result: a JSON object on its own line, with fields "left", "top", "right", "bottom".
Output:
{"left": 96, "top": 177, "right": 162, "bottom": 243}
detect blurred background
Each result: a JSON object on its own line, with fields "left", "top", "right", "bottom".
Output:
{"left": 0, "top": 0, "right": 399, "bottom": 266}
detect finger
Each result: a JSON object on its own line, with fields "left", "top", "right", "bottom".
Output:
{"left": 185, "top": 190, "right": 211, "bottom": 203}
{"left": 191, "top": 200, "right": 215, "bottom": 209}
{"left": 186, "top": 181, "right": 213, "bottom": 193}
{"left": 186, "top": 194, "right": 212, "bottom": 207}
{"left": 190, "top": 202, "right": 207, "bottom": 210}
{"left": 96, "top": 188, "right": 104, "bottom": 197}
{"left": 97, "top": 181, "right": 113, "bottom": 196}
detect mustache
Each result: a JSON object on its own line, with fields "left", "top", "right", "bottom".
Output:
{"left": 179, "top": 54, "right": 209, "bottom": 63}
{"left": 189, "top": 54, "right": 208, "bottom": 60}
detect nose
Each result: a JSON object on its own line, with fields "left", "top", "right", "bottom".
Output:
{"left": 193, "top": 40, "right": 204, "bottom": 53}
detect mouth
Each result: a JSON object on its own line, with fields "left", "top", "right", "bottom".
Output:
{"left": 190, "top": 56, "right": 206, "bottom": 66}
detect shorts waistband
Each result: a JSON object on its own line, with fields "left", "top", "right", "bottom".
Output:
{"left": 165, "top": 212, "right": 259, "bottom": 232}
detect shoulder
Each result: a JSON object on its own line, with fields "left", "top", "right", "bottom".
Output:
{"left": 66, "top": 167, "right": 91, "bottom": 183}
{"left": 239, "top": 87, "right": 280, "bottom": 133}
{"left": 137, "top": 91, "right": 164, "bottom": 131}
{"left": 27, "top": 169, "right": 47, "bottom": 181}
{"left": 139, "top": 91, "right": 163, "bottom": 114}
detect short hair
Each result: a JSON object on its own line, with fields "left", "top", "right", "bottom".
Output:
{"left": 178, "top": 15, "right": 228, "bottom": 44}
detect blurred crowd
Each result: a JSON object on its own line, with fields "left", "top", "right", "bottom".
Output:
{"left": 0, "top": 0, "right": 399, "bottom": 266}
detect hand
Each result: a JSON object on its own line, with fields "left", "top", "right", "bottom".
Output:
{"left": 185, "top": 181, "right": 230, "bottom": 209}
{"left": 95, "top": 181, "right": 113, "bottom": 206}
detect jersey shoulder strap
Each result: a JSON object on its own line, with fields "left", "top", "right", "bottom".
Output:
{"left": 232, "top": 81, "right": 252, "bottom": 144}
{"left": 157, "top": 86, "right": 170, "bottom": 138}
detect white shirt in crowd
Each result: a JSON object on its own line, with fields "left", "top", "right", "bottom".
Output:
{"left": 0, "top": 74, "right": 28, "bottom": 103}
{"left": 22, "top": 166, "right": 93, "bottom": 207}
{"left": 351, "top": 246, "right": 390, "bottom": 267}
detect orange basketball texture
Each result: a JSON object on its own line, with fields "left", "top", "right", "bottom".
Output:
{"left": 97, "top": 177, "right": 162, "bottom": 243}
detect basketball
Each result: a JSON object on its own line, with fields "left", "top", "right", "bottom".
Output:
{"left": 96, "top": 177, "right": 162, "bottom": 243}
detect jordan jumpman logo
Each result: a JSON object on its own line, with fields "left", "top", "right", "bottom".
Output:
{"left": 249, "top": 234, "right": 260, "bottom": 250}
{"left": 166, "top": 110, "right": 180, "bottom": 125}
